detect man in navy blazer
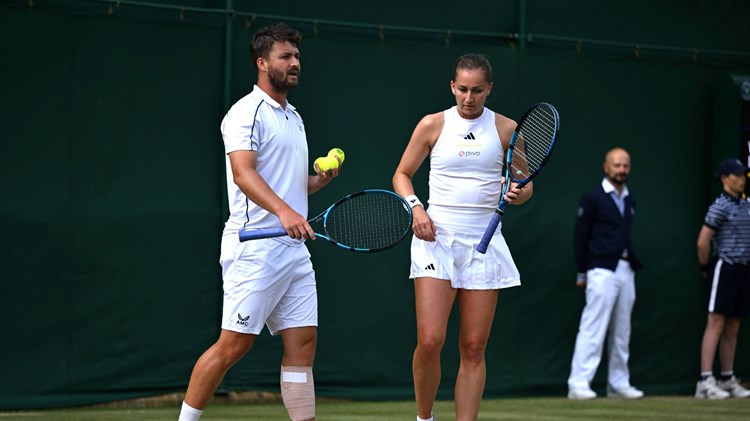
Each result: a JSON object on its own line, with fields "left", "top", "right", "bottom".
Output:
{"left": 567, "top": 147, "right": 644, "bottom": 400}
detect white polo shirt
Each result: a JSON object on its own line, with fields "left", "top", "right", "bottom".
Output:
{"left": 220, "top": 85, "right": 309, "bottom": 246}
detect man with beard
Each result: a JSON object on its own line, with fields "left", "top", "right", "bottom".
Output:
{"left": 179, "top": 23, "right": 340, "bottom": 421}
{"left": 567, "top": 147, "right": 644, "bottom": 400}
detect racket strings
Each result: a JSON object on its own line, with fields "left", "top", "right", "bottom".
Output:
{"left": 324, "top": 193, "right": 411, "bottom": 250}
{"left": 511, "top": 106, "right": 557, "bottom": 180}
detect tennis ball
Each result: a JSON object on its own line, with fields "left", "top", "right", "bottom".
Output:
{"left": 314, "top": 157, "right": 328, "bottom": 173}
{"left": 328, "top": 148, "right": 345, "bottom": 165}
{"left": 314, "top": 156, "right": 338, "bottom": 173}
{"left": 325, "top": 156, "right": 340, "bottom": 170}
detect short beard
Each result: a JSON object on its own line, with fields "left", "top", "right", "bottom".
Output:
{"left": 268, "top": 67, "right": 298, "bottom": 92}
{"left": 609, "top": 174, "right": 628, "bottom": 186}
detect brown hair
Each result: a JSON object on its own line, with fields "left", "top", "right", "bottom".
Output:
{"left": 251, "top": 23, "right": 302, "bottom": 64}
{"left": 453, "top": 53, "right": 493, "bottom": 82}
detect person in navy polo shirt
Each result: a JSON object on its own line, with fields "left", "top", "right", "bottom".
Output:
{"left": 695, "top": 158, "right": 750, "bottom": 400}
{"left": 567, "top": 147, "right": 644, "bottom": 400}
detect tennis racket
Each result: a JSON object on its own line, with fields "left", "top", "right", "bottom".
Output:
{"left": 239, "top": 189, "right": 412, "bottom": 253}
{"left": 476, "top": 102, "right": 560, "bottom": 254}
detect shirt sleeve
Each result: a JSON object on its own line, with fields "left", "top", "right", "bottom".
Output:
{"left": 704, "top": 202, "right": 726, "bottom": 230}
{"left": 221, "top": 103, "right": 262, "bottom": 154}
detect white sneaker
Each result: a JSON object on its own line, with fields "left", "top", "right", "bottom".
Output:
{"left": 607, "top": 385, "right": 644, "bottom": 399}
{"left": 717, "top": 376, "right": 750, "bottom": 398}
{"left": 695, "top": 376, "right": 730, "bottom": 400}
{"left": 568, "top": 387, "right": 597, "bottom": 400}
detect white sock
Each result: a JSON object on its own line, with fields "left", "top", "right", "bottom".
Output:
{"left": 417, "top": 413, "right": 434, "bottom": 421}
{"left": 178, "top": 401, "right": 203, "bottom": 421}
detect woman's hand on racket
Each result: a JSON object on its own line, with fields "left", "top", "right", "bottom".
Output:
{"left": 500, "top": 177, "right": 533, "bottom": 205}
{"left": 411, "top": 206, "right": 436, "bottom": 242}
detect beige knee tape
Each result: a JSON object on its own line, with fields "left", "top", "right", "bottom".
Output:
{"left": 280, "top": 365, "right": 315, "bottom": 421}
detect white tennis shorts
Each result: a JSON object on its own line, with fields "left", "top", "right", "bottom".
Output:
{"left": 409, "top": 207, "right": 521, "bottom": 290}
{"left": 220, "top": 233, "right": 317, "bottom": 335}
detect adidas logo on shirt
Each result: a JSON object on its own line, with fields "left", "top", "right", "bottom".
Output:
{"left": 464, "top": 132, "right": 476, "bottom": 140}
{"left": 424, "top": 263, "right": 436, "bottom": 271}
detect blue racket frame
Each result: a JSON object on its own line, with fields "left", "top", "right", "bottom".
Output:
{"left": 476, "top": 102, "right": 560, "bottom": 254}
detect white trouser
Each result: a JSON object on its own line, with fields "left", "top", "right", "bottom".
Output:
{"left": 568, "top": 260, "right": 635, "bottom": 390}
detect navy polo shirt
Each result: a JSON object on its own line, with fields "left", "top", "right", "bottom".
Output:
{"left": 704, "top": 192, "right": 750, "bottom": 265}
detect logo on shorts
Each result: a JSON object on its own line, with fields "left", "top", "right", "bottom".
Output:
{"left": 237, "top": 313, "right": 250, "bottom": 326}
{"left": 424, "top": 263, "right": 436, "bottom": 271}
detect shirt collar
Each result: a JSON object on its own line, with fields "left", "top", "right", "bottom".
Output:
{"left": 602, "top": 177, "right": 629, "bottom": 198}
{"left": 720, "top": 191, "right": 743, "bottom": 203}
{"left": 252, "top": 85, "right": 295, "bottom": 112}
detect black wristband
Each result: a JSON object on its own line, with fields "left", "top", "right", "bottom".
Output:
{"left": 700, "top": 263, "right": 708, "bottom": 272}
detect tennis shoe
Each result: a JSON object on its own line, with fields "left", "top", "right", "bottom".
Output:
{"left": 717, "top": 376, "right": 750, "bottom": 398}
{"left": 695, "top": 376, "right": 730, "bottom": 400}
{"left": 607, "top": 385, "right": 644, "bottom": 399}
{"left": 568, "top": 387, "right": 597, "bottom": 400}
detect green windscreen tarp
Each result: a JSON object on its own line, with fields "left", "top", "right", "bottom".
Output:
{"left": 1, "top": 0, "right": 750, "bottom": 409}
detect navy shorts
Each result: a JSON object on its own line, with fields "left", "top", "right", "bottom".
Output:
{"left": 706, "top": 259, "right": 750, "bottom": 317}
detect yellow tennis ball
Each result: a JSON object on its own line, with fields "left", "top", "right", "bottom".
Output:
{"left": 326, "top": 155, "right": 340, "bottom": 170}
{"left": 328, "top": 148, "right": 345, "bottom": 164}
{"left": 314, "top": 156, "right": 337, "bottom": 173}
{"left": 314, "top": 157, "right": 328, "bottom": 173}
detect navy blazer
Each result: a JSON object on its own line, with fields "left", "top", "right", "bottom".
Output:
{"left": 574, "top": 184, "right": 642, "bottom": 273}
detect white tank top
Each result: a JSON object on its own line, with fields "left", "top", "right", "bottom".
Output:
{"left": 428, "top": 106, "right": 505, "bottom": 213}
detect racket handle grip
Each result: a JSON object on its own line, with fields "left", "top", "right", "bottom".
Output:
{"left": 476, "top": 210, "right": 504, "bottom": 254}
{"left": 239, "top": 227, "right": 287, "bottom": 242}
